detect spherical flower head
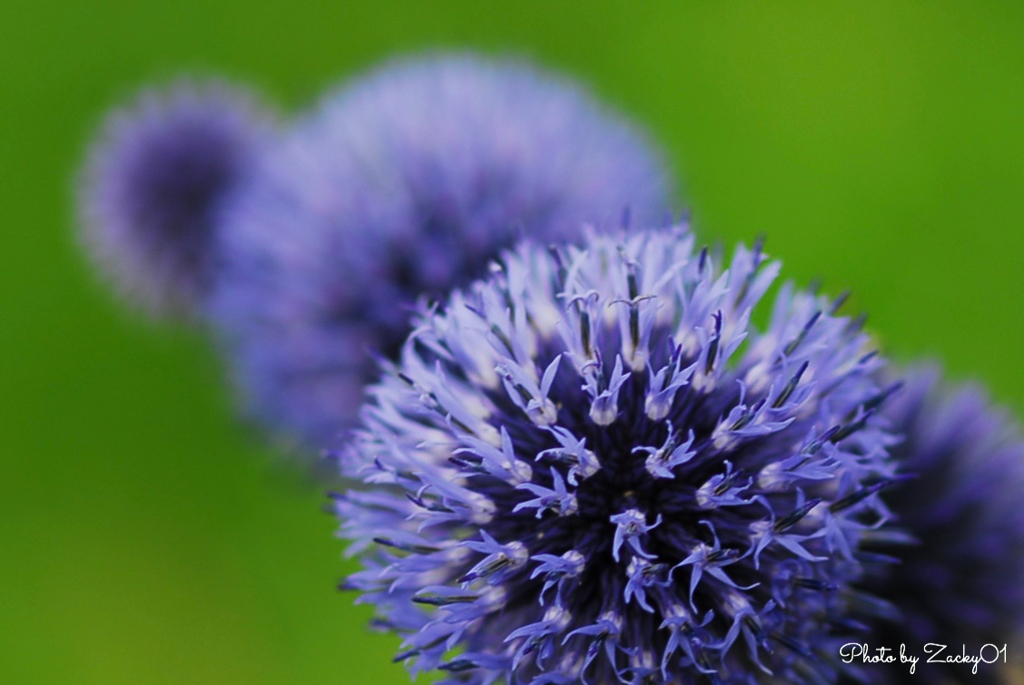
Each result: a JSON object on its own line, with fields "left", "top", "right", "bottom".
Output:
{"left": 336, "top": 226, "right": 900, "bottom": 684}
{"left": 77, "top": 80, "right": 272, "bottom": 319}
{"left": 209, "top": 53, "right": 673, "bottom": 447}
{"left": 857, "top": 365, "right": 1024, "bottom": 683}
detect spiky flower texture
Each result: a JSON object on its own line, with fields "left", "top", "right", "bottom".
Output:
{"left": 337, "top": 227, "right": 900, "bottom": 684}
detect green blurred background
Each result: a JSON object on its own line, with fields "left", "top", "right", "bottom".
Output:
{"left": 3, "top": 1, "right": 1023, "bottom": 683}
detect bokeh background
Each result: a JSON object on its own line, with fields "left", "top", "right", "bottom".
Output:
{"left": 3, "top": 2, "right": 1023, "bottom": 683}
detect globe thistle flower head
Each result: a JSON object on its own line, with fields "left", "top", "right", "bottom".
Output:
{"left": 209, "top": 53, "right": 673, "bottom": 447}
{"left": 336, "top": 226, "right": 901, "bottom": 684}
{"left": 78, "top": 80, "right": 272, "bottom": 319}
{"left": 859, "top": 365, "right": 1024, "bottom": 683}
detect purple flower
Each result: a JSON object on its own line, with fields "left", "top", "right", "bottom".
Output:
{"left": 857, "top": 365, "right": 1024, "bottom": 683}
{"left": 207, "top": 53, "right": 673, "bottom": 448}
{"left": 335, "top": 226, "right": 901, "bottom": 683}
{"left": 77, "top": 80, "right": 272, "bottom": 319}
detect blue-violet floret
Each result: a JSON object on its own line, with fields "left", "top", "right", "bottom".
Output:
{"left": 336, "top": 226, "right": 901, "bottom": 684}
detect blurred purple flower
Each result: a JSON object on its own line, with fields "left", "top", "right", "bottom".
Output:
{"left": 858, "top": 365, "right": 1024, "bottom": 683}
{"left": 335, "top": 226, "right": 901, "bottom": 684}
{"left": 208, "top": 54, "right": 673, "bottom": 448}
{"left": 77, "top": 80, "right": 272, "bottom": 318}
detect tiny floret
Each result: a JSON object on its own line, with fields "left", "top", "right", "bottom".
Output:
{"left": 336, "top": 226, "right": 900, "bottom": 683}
